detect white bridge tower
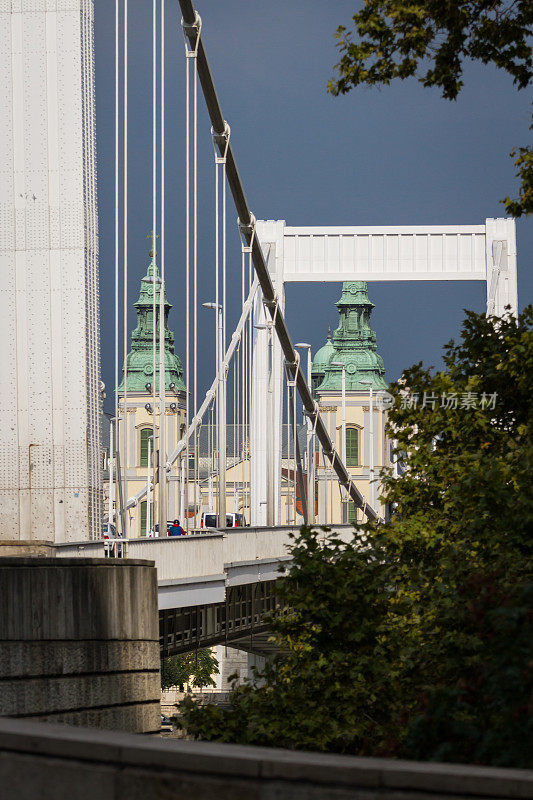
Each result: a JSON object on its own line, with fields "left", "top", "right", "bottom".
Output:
{"left": 0, "top": 1, "right": 101, "bottom": 541}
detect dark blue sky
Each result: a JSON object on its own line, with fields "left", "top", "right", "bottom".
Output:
{"left": 94, "top": 0, "right": 532, "bottom": 411}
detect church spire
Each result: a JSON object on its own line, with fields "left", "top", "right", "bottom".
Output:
{"left": 318, "top": 281, "right": 387, "bottom": 391}
{"left": 119, "top": 252, "right": 186, "bottom": 392}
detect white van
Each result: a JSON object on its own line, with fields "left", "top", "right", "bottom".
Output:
{"left": 200, "top": 512, "right": 246, "bottom": 529}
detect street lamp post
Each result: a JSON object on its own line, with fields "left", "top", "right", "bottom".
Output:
{"left": 331, "top": 361, "right": 347, "bottom": 522}
{"left": 360, "top": 380, "right": 375, "bottom": 511}
{"left": 295, "top": 343, "right": 314, "bottom": 523}
{"left": 108, "top": 418, "right": 115, "bottom": 529}
{"left": 203, "top": 302, "right": 226, "bottom": 528}
{"left": 146, "top": 435, "right": 152, "bottom": 537}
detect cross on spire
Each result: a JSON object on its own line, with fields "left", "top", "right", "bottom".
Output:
{"left": 147, "top": 229, "right": 159, "bottom": 259}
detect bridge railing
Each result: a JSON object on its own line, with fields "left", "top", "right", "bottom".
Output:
{"left": 54, "top": 524, "right": 357, "bottom": 583}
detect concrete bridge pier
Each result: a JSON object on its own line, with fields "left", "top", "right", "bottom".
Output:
{"left": 0, "top": 556, "right": 161, "bottom": 733}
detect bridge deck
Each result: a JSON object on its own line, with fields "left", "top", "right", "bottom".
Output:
{"left": 55, "top": 524, "right": 355, "bottom": 610}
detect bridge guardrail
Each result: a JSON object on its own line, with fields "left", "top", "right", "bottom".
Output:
{"left": 55, "top": 525, "right": 357, "bottom": 585}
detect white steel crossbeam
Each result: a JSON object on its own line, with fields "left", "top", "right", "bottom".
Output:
{"left": 282, "top": 225, "right": 486, "bottom": 283}
{"left": 262, "top": 220, "right": 517, "bottom": 318}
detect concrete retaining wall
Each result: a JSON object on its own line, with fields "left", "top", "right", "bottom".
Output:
{"left": 0, "top": 539, "right": 56, "bottom": 557}
{"left": 0, "top": 557, "right": 160, "bottom": 733}
{"left": 0, "top": 717, "right": 532, "bottom": 800}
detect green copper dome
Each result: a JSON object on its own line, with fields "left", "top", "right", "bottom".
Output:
{"left": 311, "top": 328, "right": 335, "bottom": 396}
{"left": 119, "top": 255, "right": 186, "bottom": 393}
{"left": 318, "top": 281, "right": 387, "bottom": 392}
{"left": 311, "top": 327, "right": 335, "bottom": 375}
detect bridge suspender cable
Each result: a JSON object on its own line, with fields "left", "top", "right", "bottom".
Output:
{"left": 182, "top": 11, "right": 202, "bottom": 532}
{"left": 151, "top": 0, "right": 158, "bottom": 536}
{"left": 192, "top": 11, "right": 199, "bottom": 533}
{"left": 212, "top": 121, "right": 230, "bottom": 527}
{"left": 122, "top": 0, "right": 129, "bottom": 536}
{"left": 179, "top": 0, "right": 379, "bottom": 522}
{"left": 159, "top": 0, "right": 167, "bottom": 537}
{"left": 113, "top": 0, "right": 120, "bottom": 534}
{"left": 240, "top": 233, "right": 245, "bottom": 517}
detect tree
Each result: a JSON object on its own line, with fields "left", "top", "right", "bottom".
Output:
{"left": 503, "top": 118, "right": 533, "bottom": 217}
{"left": 177, "top": 307, "right": 533, "bottom": 768}
{"left": 161, "top": 649, "right": 219, "bottom": 691}
{"left": 327, "top": 1, "right": 533, "bottom": 216}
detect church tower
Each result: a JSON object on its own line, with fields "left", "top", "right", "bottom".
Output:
{"left": 318, "top": 281, "right": 387, "bottom": 392}
{"left": 312, "top": 282, "right": 390, "bottom": 524}
{"left": 117, "top": 254, "right": 186, "bottom": 537}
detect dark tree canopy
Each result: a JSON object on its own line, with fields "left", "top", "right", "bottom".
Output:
{"left": 328, "top": 1, "right": 533, "bottom": 216}
{"left": 177, "top": 307, "right": 533, "bottom": 768}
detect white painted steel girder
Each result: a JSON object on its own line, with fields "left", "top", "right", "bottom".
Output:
{"left": 260, "top": 220, "right": 517, "bottom": 317}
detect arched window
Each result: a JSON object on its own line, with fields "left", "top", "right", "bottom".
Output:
{"left": 140, "top": 428, "right": 153, "bottom": 467}
{"left": 140, "top": 500, "right": 147, "bottom": 536}
{"left": 346, "top": 427, "right": 359, "bottom": 466}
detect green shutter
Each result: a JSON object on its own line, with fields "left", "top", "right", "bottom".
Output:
{"left": 140, "top": 428, "right": 152, "bottom": 467}
{"left": 140, "top": 500, "right": 147, "bottom": 536}
{"left": 348, "top": 500, "right": 357, "bottom": 524}
{"left": 346, "top": 428, "right": 359, "bottom": 466}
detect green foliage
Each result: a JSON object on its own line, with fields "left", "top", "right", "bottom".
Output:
{"left": 503, "top": 117, "right": 533, "bottom": 217}
{"left": 180, "top": 528, "right": 409, "bottom": 752}
{"left": 328, "top": 2, "right": 532, "bottom": 100}
{"left": 161, "top": 648, "right": 219, "bottom": 691}
{"left": 327, "top": 1, "right": 532, "bottom": 216}
{"left": 379, "top": 306, "right": 533, "bottom": 766}
{"left": 178, "top": 307, "right": 533, "bottom": 768}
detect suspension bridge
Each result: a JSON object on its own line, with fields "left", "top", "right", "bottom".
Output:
{"left": 0, "top": 0, "right": 518, "bottom": 650}
{"left": 108, "top": 0, "right": 518, "bottom": 544}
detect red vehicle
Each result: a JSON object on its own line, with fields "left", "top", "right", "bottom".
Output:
{"left": 200, "top": 512, "right": 246, "bottom": 529}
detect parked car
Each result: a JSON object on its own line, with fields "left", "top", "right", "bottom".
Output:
{"left": 102, "top": 522, "right": 126, "bottom": 557}
{"left": 103, "top": 523, "right": 117, "bottom": 539}
{"left": 200, "top": 512, "right": 246, "bottom": 529}
{"left": 147, "top": 522, "right": 174, "bottom": 537}
{"left": 160, "top": 713, "right": 173, "bottom": 732}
